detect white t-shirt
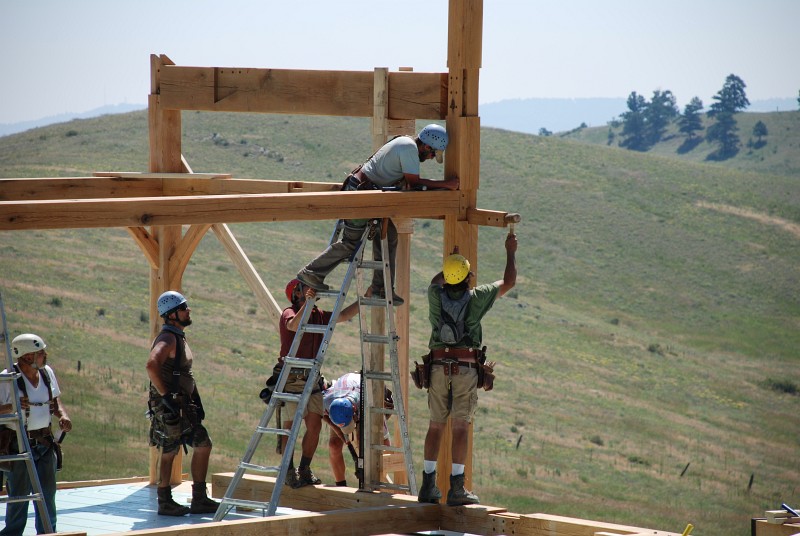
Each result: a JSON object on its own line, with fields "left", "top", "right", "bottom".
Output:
{"left": 0, "top": 365, "right": 61, "bottom": 431}
{"left": 361, "top": 136, "right": 421, "bottom": 187}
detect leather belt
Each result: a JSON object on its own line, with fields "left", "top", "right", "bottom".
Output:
{"left": 431, "top": 359, "right": 479, "bottom": 369}
{"left": 431, "top": 347, "right": 478, "bottom": 360}
{"left": 28, "top": 427, "right": 53, "bottom": 442}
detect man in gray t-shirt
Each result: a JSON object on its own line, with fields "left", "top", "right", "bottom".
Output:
{"left": 297, "top": 124, "right": 459, "bottom": 306}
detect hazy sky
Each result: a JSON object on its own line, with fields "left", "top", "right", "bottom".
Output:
{"left": 1, "top": 0, "right": 798, "bottom": 124}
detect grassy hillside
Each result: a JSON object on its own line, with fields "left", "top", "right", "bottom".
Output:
{"left": 561, "top": 110, "right": 800, "bottom": 178}
{"left": 1, "top": 112, "right": 799, "bottom": 536}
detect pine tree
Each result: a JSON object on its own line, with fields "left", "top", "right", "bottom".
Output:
{"left": 678, "top": 97, "right": 704, "bottom": 139}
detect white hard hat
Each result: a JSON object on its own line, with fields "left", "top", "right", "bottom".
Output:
{"left": 11, "top": 333, "right": 47, "bottom": 358}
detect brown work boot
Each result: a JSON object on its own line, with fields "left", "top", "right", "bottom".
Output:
{"left": 446, "top": 474, "right": 479, "bottom": 506}
{"left": 157, "top": 486, "right": 190, "bottom": 517}
{"left": 190, "top": 482, "right": 220, "bottom": 514}
{"left": 294, "top": 466, "right": 322, "bottom": 488}
{"left": 297, "top": 271, "right": 329, "bottom": 291}
{"left": 417, "top": 470, "right": 442, "bottom": 504}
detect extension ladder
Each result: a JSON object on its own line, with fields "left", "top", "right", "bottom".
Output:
{"left": 0, "top": 291, "right": 54, "bottom": 534}
{"left": 214, "top": 218, "right": 415, "bottom": 520}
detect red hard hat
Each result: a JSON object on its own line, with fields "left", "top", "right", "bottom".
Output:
{"left": 285, "top": 279, "right": 301, "bottom": 302}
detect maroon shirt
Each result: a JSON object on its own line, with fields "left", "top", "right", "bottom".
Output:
{"left": 278, "top": 306, "right": 333, "bottom": 362}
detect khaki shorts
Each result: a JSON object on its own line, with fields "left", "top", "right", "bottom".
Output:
{"left": 282, "top": 374, "right": 324, "bottom": 418}
{"left": 427, "top": 365, "right": 478, "bottom": 423}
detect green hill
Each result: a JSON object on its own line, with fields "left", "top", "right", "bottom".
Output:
{"left": 561, "top": 110, "right": 800, "bottom": 177}
{"left": 1, "top": 111, "right": 798, "bottom": 536}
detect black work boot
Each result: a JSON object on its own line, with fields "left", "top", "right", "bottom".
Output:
{"left": 417, "top": 470, "right": 442, "bottom": 504}
{"left": 190, "top": 481, "right": 220, "bottom": 514}
{"left": 295, "top": 466, "right": 322, "bottom": 488}
{"left": 446, "top": 474, "right": 479, "bottom": 506}
{"left": 157, "top": 486, "right": 190, "bottom": 516}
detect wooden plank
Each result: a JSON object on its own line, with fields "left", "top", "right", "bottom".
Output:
{"left": 522, "top": 513, "right": 678, "bottom": 536}
{"left": 211, "top": 473, "right": 419, "bottom": 512}
{"left": 0, "top": 190, "right": 460, "bottom": 231}
{"left": 467, "top": 208, "right": 518, "bottom": 228}
{"left": 157, "top": 65, "right": 445, "bottom": 120}
{"left": 0, "top": 177, "right": 163, "bottom": 201}
{"left": 754, "top": 519, "right": 800, "bottom": 536}
{"left": 0, "top": 176, "right": 343, "bottom": 200}
{"left": 114, "top": 503, "right": 439, "bottom": 536}
{"left": 439, "top": 504, "right": 511, "bottom": 535}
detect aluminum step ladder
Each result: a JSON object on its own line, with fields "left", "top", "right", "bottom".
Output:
{"left": 356, "top": 220, "right": 417, "bottom": 495}
{"left": 0, "top": 291, "right": 54, "bottom": 534}
{"left": 213, "top": 219, "right": 380, "bottom": 520}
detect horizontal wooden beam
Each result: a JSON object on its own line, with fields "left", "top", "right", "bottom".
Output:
{"left": 211, "top": 473, "right": 420, "bottom": 512}
{"left": 467, "top": 208, "right": 521, "bottom": 228}
{"left": 0, "top": 176, "right": 340, "bottom": 201}
{"left": 0, "top": 190, "right": 461, "bottom": 231}
{"left": 157, "top": 65, "right": 447, "bottom": 120}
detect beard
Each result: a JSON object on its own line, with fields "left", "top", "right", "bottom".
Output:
{"left": 178, "top": 317, "right": 192, "bottom": 327}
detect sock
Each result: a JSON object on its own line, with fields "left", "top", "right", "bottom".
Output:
{"left": 335, "top": 480, "right": 347, "bottom": 487}
{"left": 299, "top": 455, "right": 313, "bottom": 469}
{"left": 424, "top": 460, "right": 437, "bottom": 474}
{"left": 452, "top": 463, "right": 465, "bottom": 476}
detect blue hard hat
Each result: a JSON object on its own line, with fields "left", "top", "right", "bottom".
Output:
{"left": 330, "top": 397, "right": 354, "bottom": 427}
{"left": 157, "top": 291, "right": 187, "bottom": 317}
{"left": 418, "top": 124, "right": 449, "bottom": 151}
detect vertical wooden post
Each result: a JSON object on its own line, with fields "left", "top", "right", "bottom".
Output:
{"left": 148, "top": 53, "right": 186, "bottom": 486}
{"left": 436, "top": 0, "right": 483, "bottom": 495}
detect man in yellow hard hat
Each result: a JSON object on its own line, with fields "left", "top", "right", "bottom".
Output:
{"left": 417, "top": 232, "right": 517, "bottom": 506}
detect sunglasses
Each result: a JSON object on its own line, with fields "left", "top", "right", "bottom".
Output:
{"left": 177, "top": 303, "right": 189, "bottom": 311}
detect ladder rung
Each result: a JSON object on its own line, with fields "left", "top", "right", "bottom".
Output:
{"left": 363, "top": 371, "right": 392, "bottom": 382}
{"left": 314, "top": 289, "right": 344, "bottom": 299}
{"left": 239, "top": 462, "right": 281, "bottom": 474}
{"left": 219, "top": 497, "right": 274, "bottom": 511}
{"left": 372, "top": 482, "right": 412, "bottom": 493}
{"left": 0, "top": 413, "right": 22, "bottom": 423}
{"left": 371, "top": 444, "right": 404, "bottom": 453}
{"left": 0, "top": 453, "right": 36, "bottom": 464}
{"left": 271, "top": 392, "right": 302, "bottom": 403}
{"left": 256, "top": 426, "right": 291, "bottom": 436}
{"left": 359, "top": 297, "right": 388, "bottom": 307}
{"left": 0, "top": 493, "right": 45, "bottom": 505}
{"left": 300, "top": 324, "right": 329, "bottom": 335}
{"left": 362, "top": 334, "right": 391, "bottom": 345}
{"left": 282, "top": 358, "right": 315, "bottom": 369}
{"left": 358, "top": 260, "right": 384, "bottom": 270}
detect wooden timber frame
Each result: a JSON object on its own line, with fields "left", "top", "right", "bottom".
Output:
{"left": 0, "top": 2, "right": 679, "bottom": 535}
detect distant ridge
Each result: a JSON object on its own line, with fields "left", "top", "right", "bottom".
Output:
{"left": 0, "top": 103, "right": 146, "bottom": 137}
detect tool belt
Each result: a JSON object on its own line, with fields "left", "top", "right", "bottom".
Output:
{"left": 28, "top": 426, "right": 53, "bottom": 442}
{"left": 430, "top": 347, "right": 483, "bottom": 360}
{"left": 341, "top": 171, "right": 378, "bottom": 191}
{"left": 412, "top": 346, "right": 496, "bottom": 391}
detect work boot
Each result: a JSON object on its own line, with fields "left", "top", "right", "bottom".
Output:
{"left": 190, "top": 482, "right": 220, "bottom": 515}
{"left": 157, "top": 486, "right": 190, "bottom": 517}
{"left": 294, "top": 466, "right": 322, "bottom": 488}
{"left": 285, "top": 467, "right": 300, "bottom": 488}
{"left": 369, "top": 286, "right": 404, "bottom": 306}
{"left": 297, "top": 270, "right": 330, "bottom": 291}
{"left": 446, "top": 474, "right": 479, "bottom": 506}
{"left": 417, "top": 470, "right": 442, "bottom": 504}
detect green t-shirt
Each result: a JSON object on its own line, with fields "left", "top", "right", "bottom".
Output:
{"left": 427, "top": 282, "right": 500, "bottom": 349}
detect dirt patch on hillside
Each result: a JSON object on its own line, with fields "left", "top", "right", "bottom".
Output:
{"left": 697, "top": 201, "right": 800, "bottom": 239}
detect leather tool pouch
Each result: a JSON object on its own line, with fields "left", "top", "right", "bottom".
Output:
{"left": 411, "top": 352, "right": 432, "bottom": 389}
{"left": 476, "top": 346, "right": 495, "bottom": 391}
